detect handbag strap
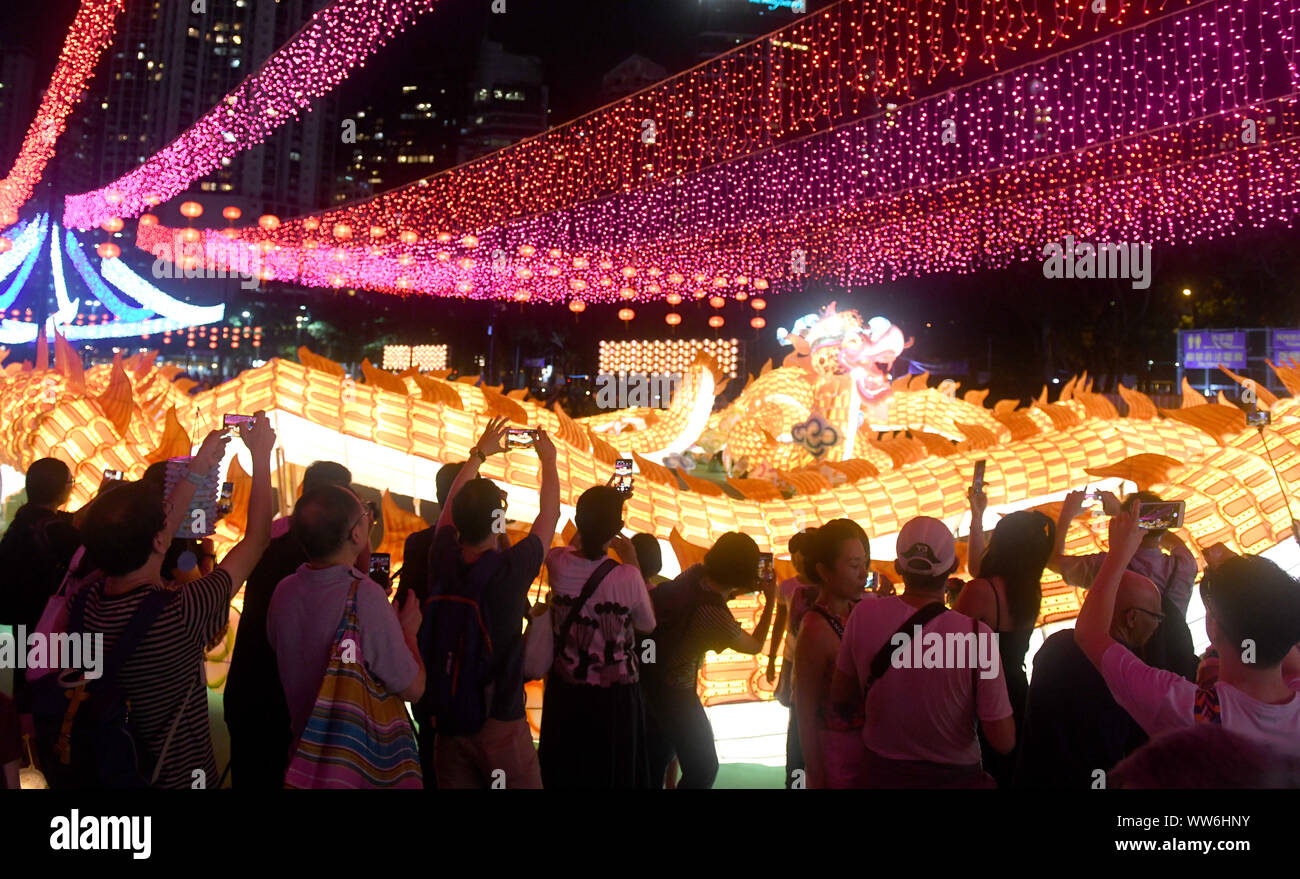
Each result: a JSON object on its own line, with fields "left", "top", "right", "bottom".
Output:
{"left": 555, "top": 558, "right": 619, "bottom": 650}
{"left": 863, "top": 601, "right": 949, "bottom": 699}
{"left": 69, "top": 581, "right": 177, "bottom": 686}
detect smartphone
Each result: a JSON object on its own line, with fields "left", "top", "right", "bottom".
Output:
{"left": 369, "top": 552, "right": 391, "bottom": 581}
{"left": 216, "top": 481, "right": 234, "bottom": 517}
{"left": 1246, "top": 409, "right": 1271, "bottom": 427}
{"left": 224, "top": 413, "right": 255, "bottom": 437}
{"left": 102, "top": 468, "right": 124, "bottom": 483}
{"left": 614, "top": 457, "right": 634, "bottom": 495}
{"left": 757, "top": 551, "right": 775, "bottom": 583}
{"left": 972, "top": 459, "right": 987, "bottom": 491}
{"left": 1082, "top": 487, "right": 1101, "bottom": 509}
{"left": 865, "top": 571, "right": 879, "bottom": 592}
{"left": 506, "top": 427, "right": 539, "bottom": 449}
{"left": 1137, "top": 500, "right": 1185, "bottom": 530}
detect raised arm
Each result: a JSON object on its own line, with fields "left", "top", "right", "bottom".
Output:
{"left": 967, "top": 486, "right": 987, "bottom": 578}
{"left": 436, "top": 416, "right": 509, "bottom": 532}
{"left": 214, "top": 412, "right": 276, "bottom": 595}
{"left": 164, "top": 429, "right": 229, "bottom": 540}
{"left": 766, "top": 599, "right": 789, "bottom": 684}
{"left": 530, "top": 430, "right": 560, "bottom": 548}
{"left": 730, "top": 574, "right": 777, "bottom": 655}
{"left": 1047, "top": 490, "right": 1085, "bottom": 574}
{"left": 1075, "top": 509, "right": 1144, "bottom": 669}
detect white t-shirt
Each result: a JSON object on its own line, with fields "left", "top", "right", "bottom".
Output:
{"left": 836, "top": 595, "right": 1013, "bottom": 765}
{"left": 1101, "top": 643, "right": 1300, "bottom": 753}
{"left": 545, "top": 546, "right": 655, "bottom": 687}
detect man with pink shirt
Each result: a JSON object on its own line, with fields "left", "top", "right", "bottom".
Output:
{"left": 1075, "top": 509, "right": 1300, "bottom": 762}
{"left": 831, "top": 517, "right": 1015, "bottom": 788}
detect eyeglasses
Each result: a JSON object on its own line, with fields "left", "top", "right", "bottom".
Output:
{"left": 1128, "top": 606, "right": 1165, "bottom": 624}
{"left": 349, "top": 503, "right": 374, "bottom": 534}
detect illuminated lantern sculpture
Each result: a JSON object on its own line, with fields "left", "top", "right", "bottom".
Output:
{"left": 258, "top": 214, "right": 281, "bottom": 231}
{"left": 665, "top": 312, "right": 682, "bottom": 326}
{"left": 708, "top": 315, "right": 724, "bottom": 328}
{"left": 222, "top": 206, "right": 242, "bottom": 221}
{"left": 96, "top": 242, "right": 119, "bottom": 259}
{"left": 180, "top": 201, "right": 203, "bottom": 219}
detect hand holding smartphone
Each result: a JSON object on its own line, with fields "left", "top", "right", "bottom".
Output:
{"left": 506, "top": 428, "right": 540, "bottom": 450}
{"left": 1136, "top": 500, "right": 1185, "bottom": 530}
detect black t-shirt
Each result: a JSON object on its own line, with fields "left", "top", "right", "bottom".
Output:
{"left": 400, "top": 527, "right": 435, "bottom": 603}
{"left": 430, "top": 526, "right": 544, "bottom": 723}
{"left": 1015, "top": 629, "right": 1147, "bottom": 788}
{"left": 0, "top": 691, "right": 20, "bottom": 790}
{"left": 0, "top": 505, "right": 80, "bottom": 629}
{"left": 224, "top": 531, "right": 304, "bottom": 727}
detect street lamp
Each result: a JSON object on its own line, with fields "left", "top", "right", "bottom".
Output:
{"left": 1182, "top": 288, "right": 1192, "bottom": 297}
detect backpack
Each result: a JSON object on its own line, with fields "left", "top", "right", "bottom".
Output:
{"left": 31, "top": 583, "right": 181, "bottom": 788}
{"left": 417, "top": 549, "right": 504, "bottom": 737}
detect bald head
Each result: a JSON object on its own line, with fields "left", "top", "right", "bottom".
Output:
{"left": 1110, "top": 571, "right": 1163, "bottom": 648}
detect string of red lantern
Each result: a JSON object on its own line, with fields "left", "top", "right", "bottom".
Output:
{"left": 131, "top": 0, "right": 1300, "bottom": 305}
{"left": 64, "top": 0, "right": 1191, "bottom": 232}
{"left": 0, "top": 0, "right": 126, "bottom": 221}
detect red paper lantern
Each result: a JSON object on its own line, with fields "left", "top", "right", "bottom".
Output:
{"left": 333, "top": 223, "right": 352, "bottom": 240}
{"left": 101, "top": 217, "right": 124, "bottom": 233}
{"left": 568, "top": 299, "right": 587, "bottom": 313}
{"left": 750, "top": 316, "right": 767, "bottom": 329}
{"left": 258, "top": 214, "right": 281, "bottom": 231}
{"left": 709, "top": 296, "right": 726, "bottom": 309}
{"left": 303, "top": 216, "right": 321, "bottom": 231}
{"left": 138, "top": 214, "right": 159, "bottom": 227}
{"left": 618, "top": 308, "right": 635, "bottom": 321}
{"left": 666, "top": 292, "right": 682, "bottom": 306}
{"left": 708, "top": 315, "right": 725, "bottom": 328}
{"left": 400, "top": 230, "right": 418, "bottom": 244}
{"left": 222, "top": 206, "right": 242, "bottom": 221}
{"left": 665, "top": 312, "right": 682, "bottom": 326}
{"left": 96, "top": 242, "right": 120, "bottom": 259}
{"left": 179, "top": 201, "right": 203, "bottom": 219}
{"left": 751, "top": 298, "right": 767, "bottom": 310}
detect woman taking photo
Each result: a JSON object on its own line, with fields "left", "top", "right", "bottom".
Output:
{"left": 958, "top": 492, "right": 1055, "bottom": 788}
{"left": 539, "top": 486, "right": 656, "bottom": 788}
{"left": 794, "top": 519, "right": 872, "bottom": 788}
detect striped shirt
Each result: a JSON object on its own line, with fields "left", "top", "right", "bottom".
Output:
{"left": 80, "top": 569, "right": 232, "bottom": 789}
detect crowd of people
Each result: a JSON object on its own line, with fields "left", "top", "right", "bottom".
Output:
{"left": 1, "top": 412, "right": 1299, "bottom": 790}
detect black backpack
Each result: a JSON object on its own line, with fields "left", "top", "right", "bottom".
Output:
{"left": 32, "top": 584, "right": 181, "bottom": 788}
{"left": 417, "top": 549, "right": 505, "bottom": 737}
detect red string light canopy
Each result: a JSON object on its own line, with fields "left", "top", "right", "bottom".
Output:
{"left": 0, "top": 0, "right": 126, "bottom": 220}
{"left": 136, "top": 0, "right": 1300, "bottom": 305}
{"left": 66, "top": 0, "right": 1192, "bottom": 232}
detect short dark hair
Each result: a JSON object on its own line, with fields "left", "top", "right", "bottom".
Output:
{"left": 575, "top": 486, "right": 625, "bottom": 560}
{"left": 1200, "top": 555, "right": 1300, "bottom": 667}
{"left": 703, "top": 532, "right": 760, "bottom": 591}
{"left": 436, "top": 462, "right": 464, "bottom": 507}
{"left": 26, "top": 458, "right": 70, "bottom": 506}
{"left": 631, "top": 533, "right": 662, "bottom": 579}
{"left": 302, "top": 461, "right": 352, "bottom": 495}
{"left": 81, "top": 480, "right": 167, "bottom": 575}
{"left": 806, "top": 519, "right": 870, "bottom": 586}
{"left": 292, "top": 484, "right": 363, "bottom": 561}
{"left": 451, "top": 478, "right": 504, "bottom": 545}
{"left": 899, "top": 569, "right": 951, "bottom": 593}
{"left": 141, "top": 461, "right": 169, "bottom": 493}
{"left": 1110, "top": 725, "right": 1300, "bottom": 788}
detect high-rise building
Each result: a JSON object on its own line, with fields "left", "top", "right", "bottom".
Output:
{"left": 332, "top": 67, "right": 467, "bottom": 206}
{"left": 601, "top": 55, "right": 670, "bottom": 104}
{"left": 692, "top": 0, "right": 820, "bottom": 62}
{"left": 79, "top": 0, "right": 336, "bottom": 219}
{"left": 457, "top": 40, "right": 548, "bottom": 164}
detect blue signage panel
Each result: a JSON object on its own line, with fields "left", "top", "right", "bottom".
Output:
{"left": 1182, "top": 330, "right": 1246, "bottom": 369}
{"left": 1271, "top": 329, "right": 1300, "bottom": 361}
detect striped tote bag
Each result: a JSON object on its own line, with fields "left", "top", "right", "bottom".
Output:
{"left": 284, "top": 580, "right": 423, "bottom": 789}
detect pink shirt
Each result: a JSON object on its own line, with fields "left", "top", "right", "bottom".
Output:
{"left": 1101, "top": 643, "right": 1300, "bottom": 753}
{"left": 836, "top": 596, "right": 1013, "bottom": 765}
{"left": 1059, "top": 544, "right": 1197, "bottom": 617}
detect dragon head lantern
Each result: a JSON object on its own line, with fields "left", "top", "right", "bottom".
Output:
{"left": 778, "top": 303, "right": 912, "bottom": 401}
